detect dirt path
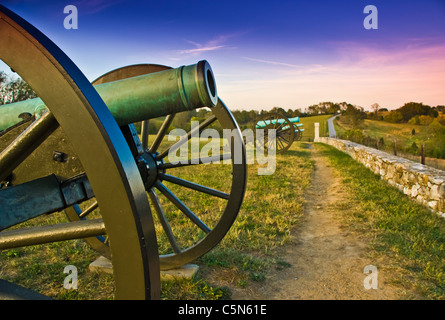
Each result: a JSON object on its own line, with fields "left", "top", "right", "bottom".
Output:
{"left": 231, "top": 147, "right": 401, "bottom": 300}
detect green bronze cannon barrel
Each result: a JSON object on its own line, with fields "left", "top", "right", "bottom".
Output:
{"left": 0, "top": 60, "right": 217, "bottom": 131}
{"left": 255, "top": 116, "right": 299, "bottom": 129}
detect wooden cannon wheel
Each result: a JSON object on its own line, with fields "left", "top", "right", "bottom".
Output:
{"left": 294, "top": 126, "right": 303, "bottom": 141}
{"left": 65, "top": 64, "right": 247, "bottom": 270}
{"left": 0, "top": 5, "right": 160, "bottom": 299}
{"left": 254, "top": 112, "right": 295, "bottom": 154}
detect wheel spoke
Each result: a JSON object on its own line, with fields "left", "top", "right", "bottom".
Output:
{"left": 159, "top": 153, "right": 231, "bottom": 170}
{"left": 149, "top": 114, "right": 175, "bottom": 154}
{"left": 78, "top": 200, "right": 99, "bottom": 218}
{"left": 159, "top": 173, "right": 229, "bottom": 200}
{"left": 262, "top": 133, "right": 269, "bottom": 146}
{"left": 269, "top": 138, "right": 276, "bottom": 150}
{"left": 148, "top": 190, "right": 181, "bottom": 254}
{"left": 157, "top": 114, "right": 217, "bottom": 160}
{"left": 103, "top": 235, "right": 110, "bottom": 246}
{"left": 155, "top": 181, "right": 211, "bottom": 233}
{"left": 274, "top": 119, "right": 285, "bottom": 131}
{"left": 279, "top": 134, "right": 290, "bottom": 143}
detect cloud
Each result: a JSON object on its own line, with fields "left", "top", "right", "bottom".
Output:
{"left": 176, "top": 38, "right": 228, "bottom": 56}
{"left": 177, "top": 45, "right": 226, "bottom": 55}
{"left": 217, "top": 41, "right": 445, "bottom": 110}
{"left": 241, "top": 57, "right": 304, "bottom": 68}
{"left": 328, "top": 40, "right": 445, "bottom": 69}
{"left": 72, "top": 0, "right": 125, "bottom": 14}
{"left": 240, "top": 57, "right": 332, "bottom": 77}
{"left": 174, "top": 32, "right": 246, "bottom": 58}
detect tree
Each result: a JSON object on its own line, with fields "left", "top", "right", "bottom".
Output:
{"left": 307, "top": 104, "right": 319, "bottom": 115}
{"left": 343, "top": 129, "right": 364, "bottom": 143}
{"left": 0, "top": 71, "right": 6, "bottom": 86}
{"left": 270, "top": 106, "right": 286, "bottom": 115}
{"left": 408, "top": 116, "right": 420, "bottom": 125}
{"left": 172, "top": 110, "right": 197, "bottom": 131}
{"left": 340, "top": 104, "right": 367, "bottom": 128}
{"left": 0, "top": 74, "right": 37, "bottom": 105}
{"left": 425, "top": 119, "right": 445, "bottom": 159}
{"left": 383, "top": 110, "right": 403, "bottom": 123}
{"left": 367, "top": 102, "right": 381, "bottom": 120}
{"left": 287, "top": 108, "right": 301, "bottom": 117}
{"left": 0, "top": 71, "right": 7, "bottom": 105}
{"left": 409, "top": 142, "right": 419, "bottom": 155}
{"left": 396, "top": 102, "right": 433, "bottom": 122}
{"left": 327, "top": 103, "right": 340, "bottom": 114}
{"left": 8, "top": 77, "right": 37, "bottom": 102}
{"left": 249, "top": 110, "right": 259, "bottom": 120}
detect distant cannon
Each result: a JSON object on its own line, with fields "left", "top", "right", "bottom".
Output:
{"left": 290, "top": 122, "right": 304, "bottom": 141}
{"left": 0, "top": 5, "right": 246, "bottom": 300}
{"left": 254, "top": 112, "right": 304, "bottom": 153}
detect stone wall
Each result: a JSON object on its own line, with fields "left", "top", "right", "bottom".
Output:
{"left": 316, "top": 137, "right": 445, "bottom": 217}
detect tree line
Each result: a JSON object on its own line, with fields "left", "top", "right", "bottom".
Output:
{"left": 369, "top": 102, "right": 445, "bottom": 125}
{"left": 0, "top": 71, "right": 37, "bottom": 105}
{"left": 337, "top": 101, "right": 445, "bottom": 160}
{"left": 1, "top": 71, "right": 444, "bottom": 159}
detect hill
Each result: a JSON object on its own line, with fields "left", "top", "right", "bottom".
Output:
{"left": 298, "top": 114, "right": 332, "bottom": 141}
{"left": 334, "top": 118, "right": 445, "bottom": 170}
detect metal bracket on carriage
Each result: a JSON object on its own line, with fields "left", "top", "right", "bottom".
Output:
{"left": 0, "top": 173, "right": 94, "bottom": 230}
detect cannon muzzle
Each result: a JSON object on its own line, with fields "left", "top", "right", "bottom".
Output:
{"left": 0, "top": 60, "right": 217, "bottom": 131}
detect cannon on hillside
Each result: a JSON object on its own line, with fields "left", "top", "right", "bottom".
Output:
{"left": 0, "top": 5, "right": 247, "bottom": 300}
{"left": 254, "top": 112, "right": 304, "bottom": 154}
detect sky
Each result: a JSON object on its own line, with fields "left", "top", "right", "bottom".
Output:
{"left": 1, "top": 0, "right": 445, "bottom": 111}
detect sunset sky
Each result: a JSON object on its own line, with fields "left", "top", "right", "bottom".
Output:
{"left": 2, "top": 0, "right": 445, "bottom": 111}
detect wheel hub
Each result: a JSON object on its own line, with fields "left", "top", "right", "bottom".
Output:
{"left": 136, "top": 151, "right": 164, "bottom": 191}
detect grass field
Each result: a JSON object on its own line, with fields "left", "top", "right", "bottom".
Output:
{"left": 2, "top": 130, "right": 445, "bottom": 300}
{"left": 297, "top": 114, "right": 332, "bottom": 141}
{"left": 334, "top": 117, "right": 445, "bottom": 170}
{"left": 315, "top": 143, "right": 445, "bottom": 299}
{"left": 0, "top": 138, "right": 314, "bottom": 299}
{"left": 335, "top": 118, "right": 429, "bottom": 148}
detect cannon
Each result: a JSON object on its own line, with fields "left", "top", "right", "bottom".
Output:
{"left": 291, "top": 122, "right": 304, "bottom": 142}
{"left": 275, "top": 116, "right": 304, "bottom": 142}
{"left": 0, "top": 5, "right": 246, "bottom": 300}
{"left": 254, "top": 112, "right": 304, "bottom": 154}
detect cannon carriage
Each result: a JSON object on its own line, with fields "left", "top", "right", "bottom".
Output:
{"left": 254, "top": 112, "right": 304, "bottom": 154}
{"left": 0, "top": 5, "right": 247, "bottom": 299}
